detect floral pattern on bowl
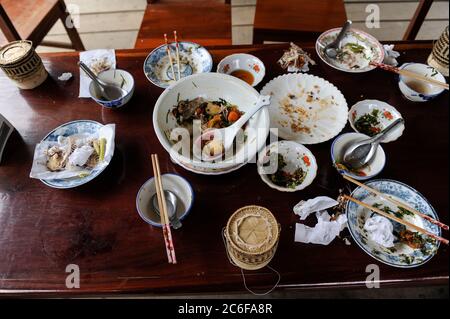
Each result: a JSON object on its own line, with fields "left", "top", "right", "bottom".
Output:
{"left": 257, "top": 140, "right": 317, "bottom": 192}
{"left": 349, "top": 99, "right": 404, "bottom": 143}
{"left": 346, "top": 179, "right": 440, "bottom": 268}
{"left": 217, "top": 53, "right": 266, "bottom": 86}
{"left": 143, "top": 42, "right": 213, "bottom": 88}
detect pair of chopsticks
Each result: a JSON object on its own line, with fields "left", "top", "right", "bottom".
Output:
{"left": 151, "top": 154, "right": 177, "bottom": 264}
{"left": 370, "top": 61, "right": 449, "bottom": 91}
{"left": 342, "top": 174, "right": 449, "bottom": 246}
{"left": 164, "top": 31, "right": 182, "bottom": 81}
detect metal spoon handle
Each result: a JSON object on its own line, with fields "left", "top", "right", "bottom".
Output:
{"left": 371, "top": 118, "right": 404, "bottom": 143}
{"left": 78, "top": 61, "right": 104, "bottom": 87}
{"left": 330, "top": 20, "right": 352, "bottom": 48}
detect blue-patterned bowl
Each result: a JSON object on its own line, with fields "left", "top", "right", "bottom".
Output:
{"left": 40, "top": 120, "right": 113, "bottom": 189}
{"left": 346, "top": 179, "right": 441, "bottom": 268}
{"left": 143, "top": 41, "right": 213, "bottom": 88}
{"left": 89, "top": 69, "right": 134, "bottom": 109}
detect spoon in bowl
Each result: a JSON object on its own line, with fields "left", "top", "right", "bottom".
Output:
{"left": 193, "top": 95, "right": 271, "bottom": 162}
{"left": 151, "top": 190, "right": 182, "bottom": 229}
{"left": 324, "top": 20, "right": 352, "bottom": 59}
{"left": 78, "top": 61, "right": 126, "bottom": 101}
{"left": 343, "top": 118, "right": 404, "bottom": 169}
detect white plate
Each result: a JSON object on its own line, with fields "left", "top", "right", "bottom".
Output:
{"left": 260, "top": 73, "right": 348, "bottom": 144}
{"left": 257, "top": 141, "right": 317, "bottom": 192}
{"left": 349, "top": 100, "right": 404, "bottom": 143}
{"left": 316, "top": 28, "right": 384, "bottom": 73}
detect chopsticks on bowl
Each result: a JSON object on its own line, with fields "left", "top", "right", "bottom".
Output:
{"left": 164, "top": 33, "right": 177, "bottom": 82}
{"left": 370, "top": 61, "right": 449, "bottom": 91}
{"left": 151, "top": 153, "right": 177, "bottom": 264}
{"left": 173, "top": 31, "right": 181, "bottom": 81}
{"left": 343, "top": 194, "right": 449, "bottom": 246}
{"left": 342, "top": 174, "right": 449, "bottom": 231}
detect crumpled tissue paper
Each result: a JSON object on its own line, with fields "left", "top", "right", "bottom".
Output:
{"left": 364, "top": 215, "right": 395, "bottom": 247}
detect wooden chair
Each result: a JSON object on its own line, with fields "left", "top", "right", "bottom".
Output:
{"left": 403, "top": 0, "right": 434, "bottom": 40}
{"left": 0, "top": 0, "right": 84, "bottom": 50}
{"left": 253, "top": 0, "right": 347, "bottom": 44}
{"left": 135, "top": 0, "right": 231, "bottom": 49}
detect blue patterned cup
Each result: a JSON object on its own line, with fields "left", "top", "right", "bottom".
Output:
{"left": 89, "top": 69, "right": 134, "bottom": 109}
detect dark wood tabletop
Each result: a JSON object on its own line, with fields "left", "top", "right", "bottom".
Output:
{"left": 0, "top": 42, "right": 448, "bottom": 296}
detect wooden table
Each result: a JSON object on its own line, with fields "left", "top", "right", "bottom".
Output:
{"left": 0, "top": 42, "right": 448, "bottom": 296}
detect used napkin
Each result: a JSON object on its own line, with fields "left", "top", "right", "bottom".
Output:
{"left": 278, "top": 42, "right": 316, "bottom": 72}
{"left": 295, "top": 211, "right": 347, "bottom": 245}
{"left": 293, "top": 196, "right": 339, "bottom": 220}
{"left": 364, "top": 215, "right": 395, "bottom": 247}
{"left": 382, "top": 44, "right": 400, "bottom": 66}
{"left": 79, "top": 49, "right": 116, "bottom": 98}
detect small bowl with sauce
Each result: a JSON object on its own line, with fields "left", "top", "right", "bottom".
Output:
{"left": 217, "top": 53, "right": 265, "bottom": 87}
{"left": 398, "top": 63, "right": 446, "bottom": 102}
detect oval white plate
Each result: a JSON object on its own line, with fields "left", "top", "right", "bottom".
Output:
{"left": 257, "top": 140, "right": 317, "bottom": 192}
{"left": 260, "top": 73, "right": 348, "bottom": 144}
{"left": 316, "top": 27, "right": 384, "bottom": 73}
{"left": 349, "top": 99, "right": 404, "bottom": 143}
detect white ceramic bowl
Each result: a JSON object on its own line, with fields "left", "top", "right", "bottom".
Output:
{"left": 89, "top": 69, "right": 135, "bottom": 109}
{"left": 136, "top": 174, "right": 194, "bottom": 227}
{"left": 349, "top": 99, "right": 404, "bottom": 143}
{"left": 257, "top": 141, "right": 317, "bottom": 192}
{"left": 153, "top": 73, "right": 270, "bottom": 173}
{"left": 398, "top": 63, "right": 446, "bottom": 102}
{"left": 217, "top": 53, "right": 265, "bottom": 87}
{"left": 331, "top": 133, "right": 386, "bottom": 181}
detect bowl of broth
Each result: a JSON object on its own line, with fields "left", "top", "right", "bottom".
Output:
{"left": 398, "top": 63, "right": 446, "bottom": 102}
{"left": 217, "top": 53, "right": 265, "bottom": 87}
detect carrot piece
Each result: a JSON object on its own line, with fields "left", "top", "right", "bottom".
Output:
{"left": 228, "top": 111, "right": 240, "bottom": 122}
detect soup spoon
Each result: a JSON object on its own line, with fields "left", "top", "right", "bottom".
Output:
{"left": 193, "top": 95, "right": 271, "bottom": 162}
{"left": 78, "top": 61, "right": 126, "bottom": 101}
{"left": 150, "top": 190, "right": 182, "bottom": 229}
{"left": 324, "top": 20, "right": 352, "bottom": 59}
{"left": 343, "top": 118, "right": 404, "bottom": 169}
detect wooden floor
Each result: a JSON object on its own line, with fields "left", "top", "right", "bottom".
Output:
{"left": 12, "top": 0, "right": 447, "bottom": 53}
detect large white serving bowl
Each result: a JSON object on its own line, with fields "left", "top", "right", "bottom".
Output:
{"left": 153, "top": 73, "right": 270, "bottom": 172}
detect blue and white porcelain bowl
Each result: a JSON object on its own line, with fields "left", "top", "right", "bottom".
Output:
{"left": 40, "top": 120, "right": 113, "bottom": 189}
{"left": 398, "top": 63, "right": 446, "bottom": 102}
{"left": 346, "top": 179, "right": 440, "bottom": 268}
{"left": 331, "top": 132, "right": 386, "bottom": 181}
{"left": 143, "top": 41, "right": 213, "bottom": 88}
{"left": 89, "top": 69, "right": 135, "bottom": 109}
{"left": 136, "top": 174, "right": 194, "bottom": 228}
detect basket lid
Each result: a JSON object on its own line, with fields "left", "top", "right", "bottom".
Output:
{"left": 226, "top": 205, "right": 279, "bottom": 255}
{"left": 0, "top": 41, "right": 33, "bottom": 66}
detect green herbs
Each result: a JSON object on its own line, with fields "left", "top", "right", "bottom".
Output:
{"left": 354, "top": 109, "right": 381, "bottom": 136}
{"left": 267, "top": 153, "right": 306, "bottom": 189}
{"left": 345, "top": 43, "right": 366, "bottom": 54}
{"left": 372, "top": 203, "right": 414, "bottom": 219}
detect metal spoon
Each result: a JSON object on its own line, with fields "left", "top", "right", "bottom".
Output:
{"left": 324, "top": 20, "right": 352, "bottom": 59}
{"left": 151, "top": 190, "right": 182, "bottom": 229}
{"left": 343, "top": 118, "right": 404, "bottom": 169}
{"left": 193, "top": 95, "right": 271, "bottom": 162}
{"left": 78, "top": 61, "right": 126, "bottom": 101}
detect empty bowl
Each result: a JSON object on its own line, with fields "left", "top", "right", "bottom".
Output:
{"left": 89, "top": 69, "right": 134, "bottom": 109}
{"left": 398, "top": 63, "right": 446, "bottom": 102}
{"left": 331, "top": 132, "right": 386, "bottom": 181}
{"left": 217, "top": 53, "right": 265, "bottom": 87}
{"left": 136, "top": 173, "right": 194, "bottom": 227}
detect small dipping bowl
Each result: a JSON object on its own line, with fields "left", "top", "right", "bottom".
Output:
{"left": 217, "top": 53, "right": 265, "bottom": 87}
{"left": 136, "top": 173, "right": 194, "bottom": 227}
{"left": 331, "top": 132, "right": 386, "bottom": 181}
{"left": 89, "top": 69, "right": 135, "bottom": 109}
{"left": 349, "top": 99, "right": 404, "bottom": 143}
{"left": 398, "top": 63, "right": 446, "bottom": 102}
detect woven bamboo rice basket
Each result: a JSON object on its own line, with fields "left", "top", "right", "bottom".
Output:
{"left": 225, "top": 205, "right": 280, "bottom": 270}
